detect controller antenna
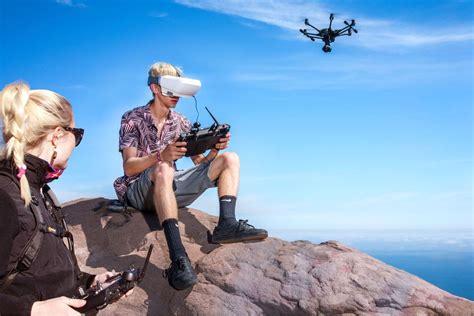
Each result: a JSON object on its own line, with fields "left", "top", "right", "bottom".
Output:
{"left": 205, "top": 107, "right": 220, "bottom": 132}
{"left": 138, "top": 244, "right": 153, "bottom": 283}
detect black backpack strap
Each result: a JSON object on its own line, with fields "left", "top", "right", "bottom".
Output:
{"left": 1, "top": 195, "right": 45, "bottom": 291}
{"left": 42, "top": 185, "right": 83, "bottom": 280}
{"left": 0, "top": 173, "right": 80, "bottom": 291}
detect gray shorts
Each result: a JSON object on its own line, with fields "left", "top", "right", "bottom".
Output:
{"left": 126, "top": 160, "right": 217, "bottom": 213}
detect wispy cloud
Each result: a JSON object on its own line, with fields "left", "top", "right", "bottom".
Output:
{"left": 55, "top": 0, "right": 86, "bottom": 8}
{"left": 229, "top": 56, "right": 472, "bottom": 90}
{"left": 149, "top": 11, "right": 169, "bottom": 18}
{"left": 174, "top": 0, "right": 474, "bottom": 49}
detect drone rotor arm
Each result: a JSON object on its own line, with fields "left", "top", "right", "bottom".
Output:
{"left": 334, "top": 26, "right": 352, "bottom": 35}
{"left": 305, "top": 35, "right": 325, "bottom": 41}
{"left": 304, "top": 20, "right": 321, "bottom": 33}
{"left": 328, "top": 13, "right": 334, "bottom": 30}
{"left": 304, "top": 32, "right": 322, "bottom": 37}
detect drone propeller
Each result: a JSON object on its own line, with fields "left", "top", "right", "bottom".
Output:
{"left": 344, "top": 19, "right": 356, "bottom": 26}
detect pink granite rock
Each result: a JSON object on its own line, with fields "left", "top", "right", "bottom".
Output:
{"left": 63, "top": 198, "right": 473, "bottom": 315}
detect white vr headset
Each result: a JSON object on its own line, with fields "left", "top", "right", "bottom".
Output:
{"left": 148, "top": 75, "right": 201, "bottom": 98}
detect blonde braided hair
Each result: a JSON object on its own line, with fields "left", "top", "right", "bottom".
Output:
{"left": 0, "top": 82, "right": 73, "bottom": 206}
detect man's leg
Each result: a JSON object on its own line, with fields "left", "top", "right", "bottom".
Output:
{"left": 151, "top": 161, "right": 179, "bottom": 224}
{"left": 208, "top": 152, "right": 268, "bottom": 243}
{"left": 208, "top": 151, "right": 240, "bottom": 197}
{"left": 208, "top": 152, "right": 240, "bottom": 226}
{"left": 150, "top": 161, "right": 197, "bottom": 290}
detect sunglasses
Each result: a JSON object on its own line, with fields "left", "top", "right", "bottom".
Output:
{"left": 63, "top": 127, "right": 84, "bottom": 147}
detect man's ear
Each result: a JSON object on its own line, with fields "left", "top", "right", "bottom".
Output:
{"left": 150, "top": 83, "right": 161, "bottom": 94}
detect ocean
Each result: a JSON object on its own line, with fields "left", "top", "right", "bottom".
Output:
{"left": 272, "top": 230, "right": 473, "bottom": 301}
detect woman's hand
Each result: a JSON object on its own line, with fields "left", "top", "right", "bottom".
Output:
{"left": 91, "top": 271, "right": 118, "bottom": 285}
{"left": 31, "top": 296, "right": 85, "bottom": 316}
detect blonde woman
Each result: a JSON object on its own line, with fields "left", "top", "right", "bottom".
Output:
{"left": 0, "top": 82, "right": 124, "bottom": 315}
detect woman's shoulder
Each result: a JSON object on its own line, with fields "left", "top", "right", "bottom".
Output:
{"left": 0, "top": 185, "right": 19, "bottom": 219}
{"left": 0, "top": 173, "right": 20, "bottom": 195}
{"left": 0, "top": 174, "right": 23, "bottom": 212}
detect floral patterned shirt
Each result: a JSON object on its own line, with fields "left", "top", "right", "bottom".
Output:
{"left": 113, "top": 102, "right": 191, "bottom": 201}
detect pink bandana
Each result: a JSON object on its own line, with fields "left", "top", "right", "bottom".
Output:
{"left": 45, "top": 167, "right": 64, "bottom": 182}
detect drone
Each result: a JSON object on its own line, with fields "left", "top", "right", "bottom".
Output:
{"left": 299, "top": 13, "right": 358, "bottom": 53}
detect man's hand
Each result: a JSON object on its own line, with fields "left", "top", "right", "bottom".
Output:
{"left": 215, "top": 132, "right": 230, "bottom": 150}
{"left": 161, "top": 141, "right": 187, "bottom": 161}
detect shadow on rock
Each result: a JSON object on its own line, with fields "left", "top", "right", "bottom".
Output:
{"left": 63, "top": 198, "right": 221, "bottom": 315}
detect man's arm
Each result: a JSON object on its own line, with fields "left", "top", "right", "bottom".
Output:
{"left": 122, "top": 142, "right": 189, "bottom": 177}
{"left": 191, "top": 149, "right": 219, "bottom": 165}
{"left": 122, "top": 147, "right": 158, "bottom": 177}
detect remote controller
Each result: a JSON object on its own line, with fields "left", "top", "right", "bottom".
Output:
{"left": 178, "top": 107, "right": 230, "bottom": 157}
{"left": 73, "top": 245, "right": 153, "bottom": 313}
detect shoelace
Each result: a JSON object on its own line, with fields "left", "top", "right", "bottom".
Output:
{"left": 162, "top": 258, "right": 186, "bottom": 278}
{"left": 237, "top": 219, "right": 255, "bottom": 231}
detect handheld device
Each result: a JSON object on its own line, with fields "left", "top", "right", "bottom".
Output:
{"left": 178, "top": 107, "right": 230, "bottom": 157}
{"left": 73, "top": 245, "right": 154, "bottom": 313}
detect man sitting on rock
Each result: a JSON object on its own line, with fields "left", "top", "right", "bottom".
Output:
{"left": 113, "top": 62, "right": 268, "bottom": 291}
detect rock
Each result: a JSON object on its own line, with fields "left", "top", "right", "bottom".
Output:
{"left": 63, "top": 198, "right": 473, "bottom": 315}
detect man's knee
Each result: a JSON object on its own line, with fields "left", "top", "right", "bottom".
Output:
{"left": 151, "top": 162, "right": 174, "bottom": 186}
{"left": 221, "top": 152, "right": 240, "bottom": 168}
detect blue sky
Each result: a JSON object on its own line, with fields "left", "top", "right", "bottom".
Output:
{"left": 0, "top": 0, "right": 472, "bottom": 235}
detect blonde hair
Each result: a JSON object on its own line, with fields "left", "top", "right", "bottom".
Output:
{"left": 148, "top": 62, "right": 183, "bottom": 78}
{"left": 0, "top": 81, "right": 73, "bottom": 206}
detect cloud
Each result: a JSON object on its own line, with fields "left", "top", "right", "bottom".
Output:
{"left": 229, "top": 55, "right": 472, "bottom": 90}
{"left": 174, "top": 0, "right": 473, "bottom": 49}
{"left": 55, "top": 0, "right": 86, "bottom": 8}
{"left": 149, "top": 11, "right": 169, "bottom": 18}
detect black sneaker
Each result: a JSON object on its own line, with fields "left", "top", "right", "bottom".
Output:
{"left": 211, "top": 219, "right": 268, "bottom": 244}
{"left": 162, "top": 255, "right": 197, "bottom": 290}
